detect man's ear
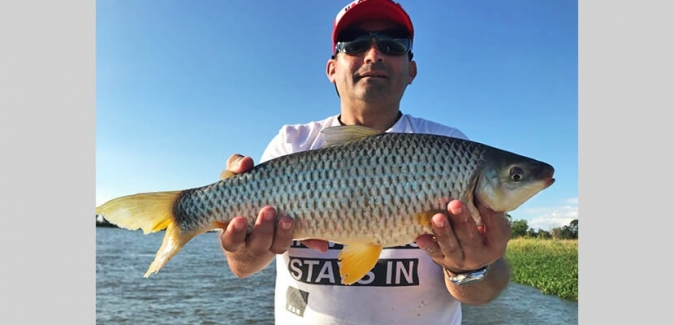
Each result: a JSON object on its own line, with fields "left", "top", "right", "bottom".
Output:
{"left": 326, "top": 58, "right": 337, "bottom": 83}
{"left": 407, "top": 60, "right": 417, "bottom": 85}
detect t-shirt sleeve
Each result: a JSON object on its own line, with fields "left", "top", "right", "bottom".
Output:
{"left": 259, "top": 123, "right": 325, "bottom": 163}
{"left": 260, "top": 130, "right": 289, "bottom": 163}
{"left": 418, "top": 118, "right": 470, "bottom": 140}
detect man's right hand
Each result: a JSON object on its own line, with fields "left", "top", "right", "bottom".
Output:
{"left": 219, "top": 154, "right": 328, "bottom": 278}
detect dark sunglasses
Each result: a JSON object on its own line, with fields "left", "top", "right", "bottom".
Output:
{"left": 334, "top": 31, "right": 413, "bottom": 56}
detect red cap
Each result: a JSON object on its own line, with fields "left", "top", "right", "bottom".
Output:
{"left": 332, "top": 0, "right": 414, "bottom": 53}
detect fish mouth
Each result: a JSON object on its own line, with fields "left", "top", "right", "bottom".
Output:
{"left": 533, "top": 162, "right": 555, "bottom": 189}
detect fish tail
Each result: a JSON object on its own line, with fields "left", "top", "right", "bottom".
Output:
{"left": 95, "top": 190, "right": 199, "bottom": 277}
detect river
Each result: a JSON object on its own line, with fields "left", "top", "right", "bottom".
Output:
{"left": 96, "top": 227, "right": 577, "bottom": 324}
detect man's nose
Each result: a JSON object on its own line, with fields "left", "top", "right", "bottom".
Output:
{"left": 363, "top": 38, "right": 384, "bottom": 63}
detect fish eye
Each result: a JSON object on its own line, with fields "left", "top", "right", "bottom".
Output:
{"left": 509, "top": 166, "right": 524, "bottom": 182}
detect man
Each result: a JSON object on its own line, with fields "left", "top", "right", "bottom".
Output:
{"left": 219, "top": 0, "right": 511, "bottom": 323}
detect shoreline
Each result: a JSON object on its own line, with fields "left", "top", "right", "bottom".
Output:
{"left": 96, "top": 215, "right": 117, "bottom": 228}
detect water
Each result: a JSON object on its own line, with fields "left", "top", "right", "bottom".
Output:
{"left": 97, "top": 228, "right": 577, "bottom": 324}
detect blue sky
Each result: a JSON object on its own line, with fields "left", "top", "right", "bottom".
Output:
{"left": 96, "top": 0, "right": 578, "bottom": 231}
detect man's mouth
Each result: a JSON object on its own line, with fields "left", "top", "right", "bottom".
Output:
{"left": 358, "top": 71, "right": 388, "bottom": 79}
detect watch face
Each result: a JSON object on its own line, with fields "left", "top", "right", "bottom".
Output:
{"left": 447, "top": 267, "right": 488, "bottom": 286}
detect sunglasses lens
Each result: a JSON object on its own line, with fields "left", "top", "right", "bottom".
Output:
{"left": 377, "top": 39, "right": 410, "bottom": 54}
{"left": 336, "top": 32, "right": 411, "bottom": 55}
{"left": 340, "top": 39, "right": 372, "bottom": 53}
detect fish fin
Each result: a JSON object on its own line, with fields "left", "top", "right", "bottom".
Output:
{"left": 462, "top": 173, "right": 485, "bottom": 226}
{"left": 465, "top": 203, "right": 483, "bottom": 226}
{"left": 338, "top": 242, "right": 383, "bottom": 285}
{"left": 213, "top": 221, "right": 227, "bottom": 228}
{"left": 95, "top": 190, "right": 202, "bottom": 278}
{"left": 143, "top": 222, "right": 204, "bottom": 277}
{"left": 321, "top": 125, "right": 384, "bottom": 147}
{"left": 95, "top": 191, "right": 183, "bottom": 234}
{"left": 220, "top": 170, "right": 237, "bottom": 180}
{"left": 414, "top": 210, "right": 448, "bottom": 228}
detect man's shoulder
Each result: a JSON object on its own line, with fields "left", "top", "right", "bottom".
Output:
{"left": 399, "top": 114, "right": 469, "bottom": 140}
{"left": 260, "top": 115, "right": 338, "bottom": 162}
{"left": 277, "top": 115, "right": 338, "bottom": 138}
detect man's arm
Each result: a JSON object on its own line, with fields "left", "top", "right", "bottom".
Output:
{"left": 443, "top": 257, "right": 510, "bottom": 305}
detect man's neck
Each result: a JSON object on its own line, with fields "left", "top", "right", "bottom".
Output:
{"left": 338, "top": 105, "right": 402, "bottom": 132}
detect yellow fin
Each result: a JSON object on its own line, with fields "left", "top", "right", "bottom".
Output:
{"left": 414, "top": 210, "right": 448, "bottom": 228}
{"left": 320, "top": 125, "right": 384, "bottom": 147}
{"left": 219, "top": 170, "right": 237, "bottom": 180}
{"left": 143, "top": 222, "right": 203, "bottom": 278}
{"left": 95, "top": 190, "right": 201, "bottom": 277}
{"left": 213, "top": 221, "right": 229, "bottom": 229}
{"left": 337, "top": 242, "right": 383, "bottom": 285}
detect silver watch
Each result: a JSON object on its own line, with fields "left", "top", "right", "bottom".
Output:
{"left": 445, "top": 266, "right": 489, "bottom": 286}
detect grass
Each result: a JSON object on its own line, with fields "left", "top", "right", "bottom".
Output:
{"left": 505, "top": 238, "right": 578, "bottom": 301}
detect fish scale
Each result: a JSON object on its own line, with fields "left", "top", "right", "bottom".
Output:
{"left": 172, "top": 132, "right": 482, "bottom": 247}
{"left": 96, "top": 125, "right": 555, "bottom": 284}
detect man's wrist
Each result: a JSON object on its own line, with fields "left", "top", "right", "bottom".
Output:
{"left": 444, "top": 265, "right": 490, "bottom": 286}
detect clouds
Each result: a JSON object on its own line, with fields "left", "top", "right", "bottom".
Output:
{"left": 520, "top": 198, "right": 578, "bottom": 231}
{"left": 564, "top": 197, "right": 578, "bottom": 205}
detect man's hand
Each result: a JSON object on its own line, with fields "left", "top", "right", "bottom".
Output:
{"left": 219, "top": 154, "right": 328, "bottom": 278}
{"left": 415, "top": 200, "right": 510, "bottom": 272}
{"left": 415, "top": 200, "right": 511, "bottom": 305}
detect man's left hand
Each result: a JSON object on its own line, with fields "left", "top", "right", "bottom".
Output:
{"left": 415, "top": 200, "right": 511, "bottom": 273}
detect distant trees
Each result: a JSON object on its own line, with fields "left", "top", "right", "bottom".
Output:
{"left": 537, "top": 229, "right": 552, "bottom": 239}
{"left": 510, "top": 219, "right": 529, "bottom": 238}
{"left": 508, "top": 218, "right": 578, "bottom": 240}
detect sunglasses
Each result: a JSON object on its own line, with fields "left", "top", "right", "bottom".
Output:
{"left": 334, "top": 31, "right": 413, "bottom": 56}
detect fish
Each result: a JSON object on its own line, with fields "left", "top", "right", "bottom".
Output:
{"left": 96, "top": 125, "right": 555, "bottom": 285}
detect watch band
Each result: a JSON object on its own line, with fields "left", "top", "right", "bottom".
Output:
{"left": 445, "top": 265, "right": 489, "bottom": 286}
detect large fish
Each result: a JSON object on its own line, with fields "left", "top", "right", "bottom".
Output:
{"left": 96, "top": 125, "right": 555, "bottom": 285}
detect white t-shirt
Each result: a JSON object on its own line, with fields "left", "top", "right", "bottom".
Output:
{"left": 260, "top": 113, "right": 469, "bottom": 325}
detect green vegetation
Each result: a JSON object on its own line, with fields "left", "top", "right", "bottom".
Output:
{"left": 504, "top": 217, "right": 579, "bottom": 301}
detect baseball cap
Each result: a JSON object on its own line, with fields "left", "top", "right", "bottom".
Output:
{"left": 331, "top": 0, "right": 414, "bottom": 53}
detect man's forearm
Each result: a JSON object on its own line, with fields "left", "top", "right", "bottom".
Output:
{"left": 445, "top": 257, "right": 510, "bottom": 305}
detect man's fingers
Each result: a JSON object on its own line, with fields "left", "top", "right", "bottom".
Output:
{"left": 225, "top": 154, "right": 254, "bottom": 174}
{"left": 221, "top": 208, "right": 298, "bottom": 257}
{"left": 301, "top": 239, "right": 329, "bottom": 253}
{"left": 220, "top": 216, "right": 248, "bottom": 252}
{"left": 415, "top": 234, "right": 443, "bottom": 259}
{"left": 269, "top": 215, "right": 295, "bottom": 254}
{"left": 478, "top": 205, "right": 511, "bottom": 253}
{"left": 445, "top": 200, "right": 480, "bottom": 240}
{"left": 430, "top": 213, "right": 462, "bottom": 259}
{"left": 245, "top": 207, "right": 277, "bottom": 257}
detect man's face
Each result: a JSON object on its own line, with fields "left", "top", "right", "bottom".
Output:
{"left": 327, "top": 20, "right": 417, "bottom": 105}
